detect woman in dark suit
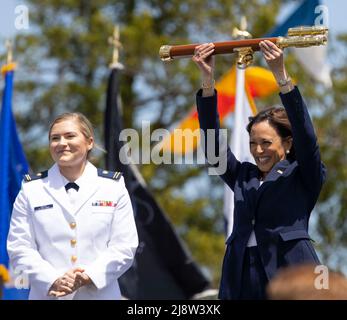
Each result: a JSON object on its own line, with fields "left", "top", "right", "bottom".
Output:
{"left": 192, "top": 40, "right": 326, "bottom": 300}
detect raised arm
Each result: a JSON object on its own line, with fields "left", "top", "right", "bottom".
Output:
{"left": 280, "top": 87, "right": 326, "bottom": 200}
{"left": 260, "top": 40, "right": 326, "bottom": 199}
{"left": 193, "top": 43, "right": 241, "bottom": 188}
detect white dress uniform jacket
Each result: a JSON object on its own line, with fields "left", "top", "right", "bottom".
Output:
{"left": 7, "top": 161, "right": 138, "bottom": 300}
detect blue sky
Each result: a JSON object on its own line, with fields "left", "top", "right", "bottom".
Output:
{"left": 0, "top": 0, "right": 346, "bottom": 41}
{"left": 0, "top": 0, "right": 345, "bottom": 77}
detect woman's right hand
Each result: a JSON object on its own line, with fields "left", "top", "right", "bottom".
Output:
{"left": 48, "top": 267, "right": 85, "bottom": 297}
{"left": 192, "top": 43, "right": 215, "bottom": 77}
{"left": 192, "top": 43, "right": 215, "bottom": 95}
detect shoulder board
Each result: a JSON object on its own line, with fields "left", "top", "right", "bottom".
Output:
{"left": 23, "top": 170, "right": 48, "bottom": 183}
{"left": 97, "top": 168, "right": 123, "bottom": 181}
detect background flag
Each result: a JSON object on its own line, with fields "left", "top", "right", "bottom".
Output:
{"left": 223, "top": 67, "right": 257, "bottom": 237}
{"left": 159, "top": 66, "right": 278, "bottom": 154}
{"left": 0, "top": 63, "right": 29, "bottom": 299}
{"left": 265, "top": 0, "right": 332, "bottom": 87}
{"left": 104, "top": 65, "right": 210, "bottom": 299}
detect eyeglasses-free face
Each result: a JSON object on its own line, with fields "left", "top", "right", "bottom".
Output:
{"left": 49, "top": 119, "right": 94, "bottom": 169}
{"left": 249, "top": 120, "right": 292, "bottom": 178}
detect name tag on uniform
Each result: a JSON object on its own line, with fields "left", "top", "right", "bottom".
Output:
{"left": 92, "top": 200, "right": 117, "bottom": 207}
{"left": 34, "top": 204, "right": 53, "bottom": 211}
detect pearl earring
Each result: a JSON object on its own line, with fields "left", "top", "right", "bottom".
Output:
{"left": 286, "top": 150, "right": 290, "bottom": 154}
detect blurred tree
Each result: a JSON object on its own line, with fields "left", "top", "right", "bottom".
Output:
{"left": 1, "top": 0, "right": 346, "bottom": 287}
{"left": 313, "top": 34, "right": 347, "bottom": 270}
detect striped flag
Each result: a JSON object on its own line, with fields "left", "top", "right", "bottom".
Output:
{"left": 159, "top": 66, "right": 278, "bottom": 154}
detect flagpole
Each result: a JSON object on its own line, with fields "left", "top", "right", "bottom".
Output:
{"left": 233, "top": 16, "right": 251, "bottom": 144}
{"left": 105, "top": 24, "right": 133, "bottom": 190}
{"left": 224, "top": 17, "right": 255, "bottom": 237}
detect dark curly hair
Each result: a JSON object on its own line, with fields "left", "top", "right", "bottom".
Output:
{"left": 246, "top": 106, "right": 295, "bottom": 161}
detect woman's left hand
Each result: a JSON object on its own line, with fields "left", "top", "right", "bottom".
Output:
{"left": 259, "top": 40, "right": 287, "bottom": 80}
{"left": 74, "top": 271, "right": 92, "bottom": 288}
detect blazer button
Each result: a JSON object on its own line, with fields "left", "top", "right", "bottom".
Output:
{"left": 70, "top": 222, "right": 76, "bottom": 229}
{"left": 71, "top": 255, "right": 77, "bottom": 263}
{"left": 70, "top": 239, "right": 77, "bottom": 247}
{"left": 251, "top": 219, "right": 255, "bottom": 226}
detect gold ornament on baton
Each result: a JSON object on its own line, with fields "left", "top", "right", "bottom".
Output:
{"left": 159, "top": 25, "right": 328, "bottom": 67}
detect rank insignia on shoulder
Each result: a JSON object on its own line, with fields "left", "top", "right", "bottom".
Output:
{"left": 97, "top": 168, "right": 123, "bottom": 181}
{"left": 24, "top": 170, "right": 48, "bottom": 182}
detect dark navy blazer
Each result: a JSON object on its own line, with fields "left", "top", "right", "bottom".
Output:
{"left": 196, "top": 87, "right": 326, "bottom": 299}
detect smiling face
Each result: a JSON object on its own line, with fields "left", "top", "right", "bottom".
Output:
{"left": 49, "top": 119, "right": 94, "bottom": 169}
{"left": 249, "top": 120, "right": 292, "bottom": 178}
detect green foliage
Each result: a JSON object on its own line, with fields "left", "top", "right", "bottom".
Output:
{"left": 3, "top": 0, "right": 346, "bottom": 288}
{"left": 312, "top": 35, "right": 347, "bottom": 269}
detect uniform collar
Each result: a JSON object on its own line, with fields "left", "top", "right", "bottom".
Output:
{"left": 44, "top": 162, "right": 99, "bottom": 216}
{"left": 59, "top": 161, "right": 93, "bottom": 186}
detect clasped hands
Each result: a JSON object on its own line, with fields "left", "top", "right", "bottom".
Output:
{"left": 48, "top": 268, "right": 92, "bottom": 298}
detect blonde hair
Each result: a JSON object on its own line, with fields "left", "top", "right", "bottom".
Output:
{"left": 49, "top": 112, "right": 98, "bottom": 158}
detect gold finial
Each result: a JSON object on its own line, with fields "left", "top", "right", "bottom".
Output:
{"left": 108, "top": 25, "right": 124, "bottom": 69}
{"left": 232, "top": 17, "right": 253, "bottom": 68}
{"left": 1, "top": 39, "right": 17, "bottom": 75}
{"left": 240, "top": 16, "right": 247, "bottom": 32}
{"left": 5, "top": 39, "right": 13, "bottom": 64}
{"left": 232, "top": 16, "right": 252, "bottom": 40}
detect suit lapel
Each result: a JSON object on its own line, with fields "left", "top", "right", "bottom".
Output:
{"left": 243, "top": 166, "right": 261, "bottom": 216}
{"left": 255, "top": 159, "right": 291, "bottom": 206}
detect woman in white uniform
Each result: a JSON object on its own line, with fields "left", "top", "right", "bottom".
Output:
{"left": 7, "top": 112, "right": 138, "bottom": 300}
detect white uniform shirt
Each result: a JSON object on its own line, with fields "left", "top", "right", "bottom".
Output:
{"left": 7, "top": 161, "right": 138, "bottom": 300}
{"left": 61, "top": 175, "right": 79, "bottom": 210}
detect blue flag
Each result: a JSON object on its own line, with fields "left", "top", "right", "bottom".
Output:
{"left": 265, "top": 0, "right": 321, "bottom": 37}
{"left": 0, "top": 66, "right": 29, "bottom": 299}
{"left": 265, "top": 0, "right": 331, "bottom": 86}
